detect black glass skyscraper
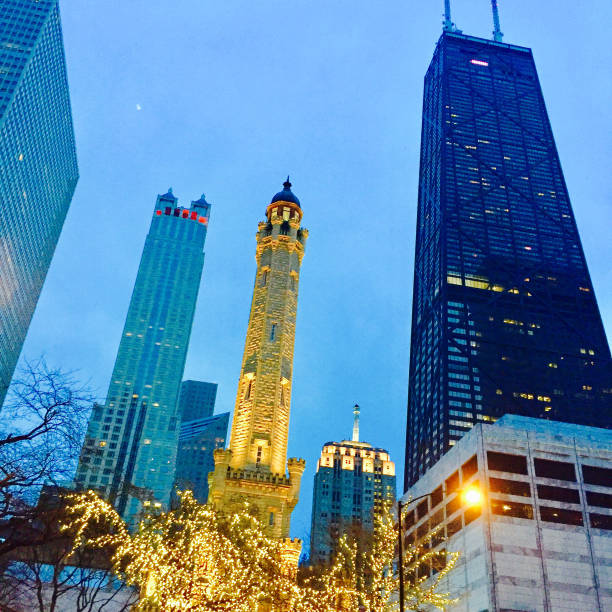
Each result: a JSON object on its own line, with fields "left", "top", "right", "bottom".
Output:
{"left": 405, "top": 31, "right": 612, "bottom": 488}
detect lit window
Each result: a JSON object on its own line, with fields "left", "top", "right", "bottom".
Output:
{"left": 470, "top": 59, "right": 489, "bottom": 67}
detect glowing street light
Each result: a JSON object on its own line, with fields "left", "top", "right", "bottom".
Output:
{"left": 462, "top": 485, "right": 483, "bottom": 506}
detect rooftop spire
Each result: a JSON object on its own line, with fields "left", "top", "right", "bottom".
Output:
{"left": 491, "top": 0, "right": 503, "bottom": 42}
{"left": 352, "top": 404, "right": 360, "bottom": 442}
{"left": 443, "top": 0, "right": 453, "bottom": 32}
{"left": 284, "top": 175, "right": 291, "bottom": 190}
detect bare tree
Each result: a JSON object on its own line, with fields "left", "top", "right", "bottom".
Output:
{"left": 1, "top": 550, "right": 136, "bottom": 612}
{"left": 0, "top": 359, "right": 92, "bottom": 556}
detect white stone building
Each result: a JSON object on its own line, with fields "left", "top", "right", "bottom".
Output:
{"left": 400, "top": 415, "right": 612, "bottom": 611}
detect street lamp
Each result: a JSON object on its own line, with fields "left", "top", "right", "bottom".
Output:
{"left": 462, "top": 485, "right": 482, "bottom": 506}
{"left": 397, "top": 485, "right": 483, "bottom": 612}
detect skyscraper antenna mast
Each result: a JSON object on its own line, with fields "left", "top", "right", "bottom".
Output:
{"left": 352, "top": 404, "right": 360, "bottom": 442}
{"left": 443, "top": 0, "right": 453, "bottom": 32}
{"left": 491, "top": 0, "right": 504, "bottom": 42}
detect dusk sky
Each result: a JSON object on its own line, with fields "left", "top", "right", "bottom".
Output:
{"left": 19, "top": 1, "right": 612, "bottom": 543}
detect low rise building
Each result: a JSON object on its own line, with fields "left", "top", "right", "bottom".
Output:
{"left": 400, "top": 415, "right": 612, "bottom": 612}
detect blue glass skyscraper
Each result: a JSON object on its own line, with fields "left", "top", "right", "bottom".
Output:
{"left": 173, "top": 379, "right": 226, "bottom": 504}
{"left": 177, "top": 379, "right": 218, "bottom": 422}
{"left": 174, "top": 411, "right": 229, "bottom": 504}
{"left": 75, "top": 191, "right": 211, "bottom": 522}
{"left": 0, "top": 0, "right": 79, "bottom": 406}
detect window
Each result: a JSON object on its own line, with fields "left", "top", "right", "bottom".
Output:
{"left": 245, "top": 379, "right": 252, "bottom": 400}
{"left": 491, "top": 499, "right": 533, "bottom": 519}
{"left": 582, "top": 465, "right": 612, "bottom": 487}
{"left": 430, "top": 509, "right": 444, "bottom": 529}
{"left": 446, "top": 516, "right": 462, "bottom": 538}
{"left": 589, "top": 513, "right": 612, "bottom": 530}
{"left": 462, "top": 455, "right": 478, "bottom": 480}
{"left": 269, "top": 512, "right": 275, "bottom": 526}
{"left": 417, "top": 500, "right": 428, "bottom": 520}
{"left": 586, "top": 491, "right": 612, "bottom": 509}
{"left": 537, "top": 485, "right": 579, "bottom": 504}
{"left": 430, "top": 486, "right": 443, "bottom": 508}
{"left": 490, "top": 477, "right": 531, "bottom": 498}
{"left": 260, "top": 270, "right": 268, "bottom": 287}
{"left": 539, "top": 506, "right": 583, "bottom": 526}
{"left": 446, "top": 495, "right": 461, "bottom": 517}
{"left": 464, "top": 504, "right": 481, "bottom": 525}
{"left": 487, "top": 451, "right": 528, "bottom": 475}
{"left": 270, "top": 324, "right": 277, "bottom": 341}
{"left": 534, "top": 458, "right": 576, "bottom": 482}
{"left": 416, "top": 521, "right": 429, "bottom": 539}
{"left": 403, "top": 510, "right": 415, "bottom": 529}
{"left": 445, "top": 471, "right": 459, "bottom": 494}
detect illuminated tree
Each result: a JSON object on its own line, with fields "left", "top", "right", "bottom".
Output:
{"left": 62, "top": 490, "right": 300, "bottom": 611}
{"left": 299, "top": 503, "right": 459, "bottom": 611}
{"left": 62, "top": 492, "right": 459, "bottom": 611}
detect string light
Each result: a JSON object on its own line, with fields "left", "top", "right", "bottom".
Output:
{"left": 61, "top": 493, "right": 459, "bottom": 610}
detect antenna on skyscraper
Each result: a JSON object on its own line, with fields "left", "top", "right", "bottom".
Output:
{"left": 352, "top": 404, "right": 360, "bottom": 442}
{"left": 491, "top": 0, "right": 504, "bottom": 42}
{"left": 443, "top": 0, "right": 454, "bottom": 32}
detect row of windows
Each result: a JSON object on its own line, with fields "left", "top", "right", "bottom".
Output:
{"left": 487, "top": 451, "right": 612, "bottom": 487}
{"left": 489, "top": 477, "right": 612, "bottom": 509}
{"left": 491, "top": 498, "right": 612, "bottom": 530}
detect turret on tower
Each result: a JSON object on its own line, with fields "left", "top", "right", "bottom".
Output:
{"left": 208, "top": 179, "right": 308, "bottom": 546}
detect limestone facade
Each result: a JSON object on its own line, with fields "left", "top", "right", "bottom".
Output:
{"left": 208, "top": 182, "right": 307, "bottom": 545}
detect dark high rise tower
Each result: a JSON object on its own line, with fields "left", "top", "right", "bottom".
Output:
{"left": 405, "top": 30, "right": 612, "bottom": 488}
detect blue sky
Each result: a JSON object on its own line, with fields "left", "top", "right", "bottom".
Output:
{"left": 20, "top": 0, "right": 612, "bottom": 543}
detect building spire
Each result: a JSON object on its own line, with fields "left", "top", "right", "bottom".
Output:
{"left": 352, "top": 404, "right": 360, "bottom": 442}
{"left": 284, "top": 175, "right": 291, "bottom": 189}
{"left": 443, "top": 0, "right": 453, "bottom": 32}
{"left": 491, "top": 0, "right": 503, "bottom": 42}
